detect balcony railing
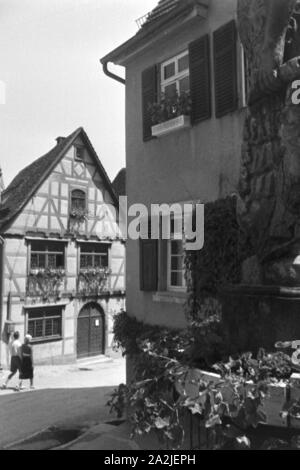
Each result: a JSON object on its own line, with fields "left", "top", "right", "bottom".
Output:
{"left": 135, "top": 13, "right": 150, "bottom": 29}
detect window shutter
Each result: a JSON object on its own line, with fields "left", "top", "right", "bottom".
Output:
{"left": 140, "top": 239, "right": 158, "bottom": 291}
{"left": 213, "top": 20, "right": 238, "bottom": 118}
{"left": 142, "top": 65, "right": 158, "bottom": 141}
{"left": 189, "top": 34, "right": 211, "bottom": 124}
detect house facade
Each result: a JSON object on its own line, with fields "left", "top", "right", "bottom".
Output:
{"left": 0, "top": 127, "right": 125, "bottom": 366}
{"left": 101, "top": 0, "right": 245, "bottom": 330}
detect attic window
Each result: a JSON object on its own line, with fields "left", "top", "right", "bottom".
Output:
{"left": 75, "top": 146, "right": 84, "bottom": 161}
{"left": 71, "top": 189, "right": 86, "bottom": 211}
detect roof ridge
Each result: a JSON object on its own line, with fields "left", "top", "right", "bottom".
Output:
{"left": 142, "top": 0, "right": 181, "bottom": 27}
{"left": 0, "top": 127, "right": 82, "bottom": 230}
{"left": 3, "top": 127, "right": 82, "bottom": 195}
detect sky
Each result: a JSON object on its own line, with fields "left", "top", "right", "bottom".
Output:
{"left": 0, "top": 0, "right": 158, "bottom": 187}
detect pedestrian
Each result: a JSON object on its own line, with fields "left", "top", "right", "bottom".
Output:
{"left": 1, "top": 331, "right": 22, "bottom": 390}
{"left": 18, "top": 334, "right": 34, "bottom": 390}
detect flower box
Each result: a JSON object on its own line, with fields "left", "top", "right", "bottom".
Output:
{"left": 151, "top": 115, "right": 191, "bottom": 138}
{"left": 77, "top": 267, "right": 111, "bottom": 296}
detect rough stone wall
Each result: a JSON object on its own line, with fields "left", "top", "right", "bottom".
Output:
{"left": 237, "top": 0, "right": 300, "bottom": 285}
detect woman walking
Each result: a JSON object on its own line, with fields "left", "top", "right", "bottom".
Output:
{"left": 1, "top": 331, "right": 22, "bottom": 390}
{"left": 18, "top": 334, "right": 34, "bottom": 390}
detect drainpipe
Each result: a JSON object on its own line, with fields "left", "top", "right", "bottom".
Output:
{"left": 0, "top": 235, "right": 4, "bottom": 369}
{"left": 101, "top": 60, "right": 125, "bottom": 85}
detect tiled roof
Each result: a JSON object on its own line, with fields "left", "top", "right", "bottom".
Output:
{"left": 112, "top": 168, "right": 126, "bottom": 197}
{"left": 101, "top": 0, "right": 209, "bottom": 65}
{"left": 143, "top": 0, "right": 180, "bottom": 27}
{"left": 0, "top": 127, "right": 117, "bottom": 231}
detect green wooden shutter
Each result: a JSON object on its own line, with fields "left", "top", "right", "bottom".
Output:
{"left": 189, "top": 34, "right": 211, "bottom": 124}
{"left": 142, "top": 65, "right": 158, "bottom": 141}
{"left": 140, "top": 239, "right": 158, "bottom": 291}
{"left": 213, "top": 20, "right": 238, "bottom": 118}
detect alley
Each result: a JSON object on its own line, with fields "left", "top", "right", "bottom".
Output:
{"left": 0, "top": 357, "right": 125, "bottom": 448}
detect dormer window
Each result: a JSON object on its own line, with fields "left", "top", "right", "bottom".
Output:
{"left": 161, "top": 51, "right": 190, "bottom": 99}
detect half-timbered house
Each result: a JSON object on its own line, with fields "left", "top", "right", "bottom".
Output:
{"left": 0, "top": 127, "right": 125, "bottom": 366}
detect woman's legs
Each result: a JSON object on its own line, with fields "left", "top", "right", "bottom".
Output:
{"left": 2, "top": 369, "right": 16, "bottom": 388}
{"left": 16, "top": 378, "right": 23, "bottom": 391}
{"left": 5, "top": 370, "right": 16, "bottom": 383}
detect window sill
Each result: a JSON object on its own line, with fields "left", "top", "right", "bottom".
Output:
{"left": 152, "top": 291, "right": 187, "bottom": 304}
{"left": 30, "top": 336, "right": 62, "bottom": 345}
{"left": 151, "top": 115, "right": 191, "bottom": 138}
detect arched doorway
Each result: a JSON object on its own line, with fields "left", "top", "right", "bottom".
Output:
{"left": 77, "top": 303, "right": 105, "bottom": 358}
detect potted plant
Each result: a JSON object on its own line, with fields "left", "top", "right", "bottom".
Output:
{"left": 148, "top": 91, "right": 192, "bottom": 137}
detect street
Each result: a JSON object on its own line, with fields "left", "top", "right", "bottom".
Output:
{"left": 0, "top": 357, "right": 125, "bottom": 448}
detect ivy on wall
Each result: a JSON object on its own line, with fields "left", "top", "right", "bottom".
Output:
{"left": 113, "top": 197, "right": 254, "bottom": 369}
{"left": 108, "top": 198, "right": 300, "bottom": 449}
{"left": 185, "top": 196, "right": 253, "bottom": 323}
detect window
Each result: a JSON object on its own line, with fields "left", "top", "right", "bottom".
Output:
{"left": 161, "top": 51, "right": 190, "bottom": 99}
{"left": 167, "top": 219, "right": 186, "bottom": 290}
{"left": 71, "top": 189, "right": 86, "bottom": 211}
{"left": 27, "top": 307, "right": 62, "bottom": 341}
{"left": 141, "top": 20, "right": 240, "bottom": 139}
{"left": 139, "top": 216, "right": 186, "bottom": 292}
{"left": 30, "top": 241, "right": 65, "bottom": 270}
{"left": 80, "top": 243, "right": 109, "bottom": 269}
{"left": 75, "top": 146, "right": 84, "bottom": 161}
{"left": 142, "top": 34, "right": 211, "bottom": 140}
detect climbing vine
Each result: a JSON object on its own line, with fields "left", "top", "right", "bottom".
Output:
{"left": 108, "top": 198, "right": 299, "bottom": 449}
{"left": 184, "top": 196, "right": 253, "bottom": 323}
{"left": 109, "top": 312, "right": 296, "bottom": 450}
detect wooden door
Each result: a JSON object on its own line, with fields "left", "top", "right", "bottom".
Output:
{"left": 77, "top": 303, "right": 105, "bottom": 358}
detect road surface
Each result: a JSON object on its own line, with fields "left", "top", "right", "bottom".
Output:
{"left": 0, "top": 357, "right": 125, "bottom": 448}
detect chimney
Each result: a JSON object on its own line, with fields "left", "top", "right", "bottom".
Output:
{"left": 56, "top": 136, "right": 65, "bottom": 145}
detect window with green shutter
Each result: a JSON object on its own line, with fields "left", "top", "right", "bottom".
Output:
{"left": 189, "top": 34, "right": 211, "bottom": 124}
{"left": 141, "top": 37, "right": 212, "bottom": 139}
{"left": 213, "top": 20, "right": 238, "bottom": 118}
{"left": 142, "top": 65, "right": 158, "bottom": 141}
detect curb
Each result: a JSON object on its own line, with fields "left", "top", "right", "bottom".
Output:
{"left": 54, "top": 433, "right": 140, "bottom": 451}
{"left": 53, "top": 424, "right": 140, "bottom": 451}
{"left": 2, "top": 427, "right": 49, "bottom": 450}
{"left": 3, "top": 424, "right": 141, "bottom": 451}
{"left": 75, "top": 356, "right": 113, "bottom": 367}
